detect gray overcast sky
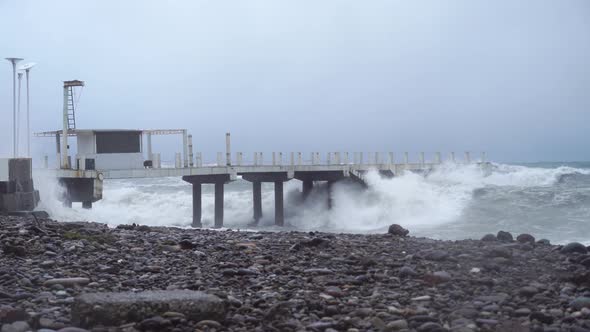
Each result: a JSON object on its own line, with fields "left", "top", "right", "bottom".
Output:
{"left": 1, "top": 0, "right": 589, "bottom": 163}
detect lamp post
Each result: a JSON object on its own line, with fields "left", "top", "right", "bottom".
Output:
{"left": 19, "top": 63, "right": 36, "bottom": 157}
{"left": 5, "top": 58, "right": 24, "bottom": 158}
{"left": 17, "top": 72, "right": 23, "bottom": 156}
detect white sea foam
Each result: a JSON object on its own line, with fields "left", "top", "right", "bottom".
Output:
{"left": 34, "top": 162, "right": 590, "bottom": 243}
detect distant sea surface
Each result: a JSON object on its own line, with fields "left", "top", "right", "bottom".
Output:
{"left": 36, "top": 161, "right": 590, "bottom": 245}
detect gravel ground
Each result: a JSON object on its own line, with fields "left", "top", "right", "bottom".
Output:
{"left": 1, "top": 215, "right": 590, "bottom": 332}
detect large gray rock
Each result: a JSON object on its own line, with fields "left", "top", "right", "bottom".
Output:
{"left": 561, "top": 242, "right": 588, "bottom": 254}
{"left": 71, "top": 290, "right": 226, "bottom": 327}
{"left": 388, "top": 224, "right": 409, "bottom": 236}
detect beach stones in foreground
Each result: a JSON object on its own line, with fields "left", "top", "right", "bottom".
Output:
{"left": 388, "top": 224, "right": 409, "bottom": 236}
{"left": 71, "top": 290, "right": 225, "bottom": 327}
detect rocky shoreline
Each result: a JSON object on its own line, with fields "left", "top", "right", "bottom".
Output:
{"left": 1, "top": 215, "right": 590, "bottom": 332}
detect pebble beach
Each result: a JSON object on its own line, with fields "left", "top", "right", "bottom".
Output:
{"left": 1, "top": 215, "right": 590, "bottom": 332}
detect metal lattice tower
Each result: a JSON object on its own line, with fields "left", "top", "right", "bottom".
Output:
{"left": 64, "top": 80, "right": 84, "bottom": 130}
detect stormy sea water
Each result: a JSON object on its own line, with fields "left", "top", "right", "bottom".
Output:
{"left": 35, "top": 162, "right": 590, "bottom": 245}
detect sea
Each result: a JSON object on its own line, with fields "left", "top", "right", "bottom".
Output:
{"left": 34, "top": 162, "right": 590, "bottom": 245}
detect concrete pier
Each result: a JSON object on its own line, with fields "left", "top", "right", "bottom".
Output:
{"left": 215, "top": 182, "right": 224, "bottom": 228}
{"left": 182, "top": 174, "right": 232, "bottom": 228}
{"left": 252, "top": 182, "right": 262, "bottom": 223}
{"left": 37, "top": 150, "right": 487, "bottom": 228}
{"left": 274, "top": 181, "right": 284, "bottom": 226}
{"left": 302, "top": 180, "right": 313, "bottom": 200}
{"left": 192, "top": 183, "right": 202, "bottom": 227}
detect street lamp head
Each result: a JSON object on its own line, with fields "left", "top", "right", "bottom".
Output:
{"left": 5, "top": 57, "right": 24, "bottom": 65}
{"left": 18, "top": 62, "right": 36, "bottom": 71}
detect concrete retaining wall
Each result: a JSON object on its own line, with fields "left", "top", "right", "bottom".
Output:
{"left": 0, "top": 158, "right": 40, "bottom": 212}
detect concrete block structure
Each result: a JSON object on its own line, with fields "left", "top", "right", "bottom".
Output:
{"left": 0, "top": 158, "right": 40, "bottom": 212}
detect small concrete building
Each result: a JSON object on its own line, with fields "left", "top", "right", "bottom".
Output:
{"left": 35, "top": 128, "right": 189, "bottom": 171}
{"left": 75, "top": 129, "right": 144, "bottom": 170}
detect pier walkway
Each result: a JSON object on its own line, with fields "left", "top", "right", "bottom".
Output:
{"left": 35, "top": 151, "right": 484, "bottom": 228}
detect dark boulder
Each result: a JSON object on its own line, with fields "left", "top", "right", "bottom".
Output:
{"left": 497, "top": 231, "right": 513, "bottom": 242}
{"left": 516, "top": 233, "right": 535, "bottom": 245}
{"left": 481, "top": 234, "right": 497, "bottom": 242}
{"left": 561, "top": 242, "right": 588, "bottom": 255}
{"left": 388, "top": 224, "right": 409, "bottom": 237}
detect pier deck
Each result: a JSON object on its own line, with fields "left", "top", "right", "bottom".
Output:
{"left": 35, "top": 153, "right": 484, "bottom": 228}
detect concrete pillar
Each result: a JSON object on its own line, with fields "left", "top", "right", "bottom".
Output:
{"left": 214, "top": 182, "right": 224, "bottom": 228}
{"left": 236, "top": 152, "right": 243, "bottom": 166}
{"left": 302, "top": 180, "right": 313, "bottom": 200}
{"left": 297, "top": 152, "right": 302, "bottom": 165}
{"left": 451, "top": 152, "right": 456, "bottom": 162}
{"left": 327, "top": 181, "right": 335, "bottom": 209}
{"left": 183, "top": 130, "right": 189, "bottom": 168}
{"left": 217, "top": 152, "right": 223, "bottom": 166}
{"left": 254, "top": 152, "right": 258, "bottom": 166}
{"left": 274, "top": 181, "right": 284, "bottom": 226}
{"left": 389, "top": 152, "right": 394, "bottom": 166}
{"left": 259, "top": 152, "right": 264, "bottom": 165}
{"left": 253, "top": 182, "right": 262, "bottom": 223}
{"left": 147, "top": 132, "right": 152, "bottom": 161}
{"left": 360, "top": 152, "right": 364, "bottom": 164}
{"left": 404, "top": 152, "right": 409, "bottom": 165}
{"left": 420, "top": 152, "right": 425, "bottom": 167}
{"left": 375, "top": 152, "right": 380, "bottom": 165}
{"left": 196, "top": 152, "right": 202, "bottom": 167}
{"left": 61, "top": 86, "right": 69, "bottom": 169}
{"left": 465, "top": 151, "right": 471, "bottom": 163}
{"left": 82, "top": 201, "right": 92, "bottom": 209}
{"left": 436, "top": 152, "right": 442, "bottom": 164}
{"left": 279, "top": 152, "right": 283, "bottom": 165}
{"left": 272, "top": 152, "right": 277, "bottom": 166}
{"left": 327, "top": 152, "right": 332, "bottom": 165}
{"left": 344, "top": 152, "right": 349, "bottom": 165}
{"left": 290, "top": 152, "right": 295, "bottom": 166}
{"left": 335, "top": 152, "right": 341, "bottom": 164}
{"left": 225, "top": 133, "right": 231, "bottom": 166}
{"left": 192, "top": 183, "right": 202, "bottom": 227}
{"left": 175, "top": 153, "right": 182, "bottom": 168}
{"left": 44, "top": 155, "right": 48, "bottom": 168}
{"left": 188, "top": 135, "right": 194, "bottom": 167}
{"left": 153, "top": 153, "right": 161, "bottom": 168}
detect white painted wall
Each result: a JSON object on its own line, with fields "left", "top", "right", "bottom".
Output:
{"left": 76, "top": 153, "right": 144, "bottom": 170}
{"left": 0, "top": 159, "right": 9, "bottom": 181}
{"left": 77, "top": 133, "right": 96, "bottom": 155}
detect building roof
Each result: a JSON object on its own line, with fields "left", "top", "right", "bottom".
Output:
{"left": 34, "top": 129, "right": 186, "bottom": 137}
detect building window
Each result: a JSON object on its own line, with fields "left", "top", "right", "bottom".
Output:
{"left": 95, "top": 131, "right": 141, "bottom": 154}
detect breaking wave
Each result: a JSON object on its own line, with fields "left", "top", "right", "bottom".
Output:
{"left": 35, "top": 162, "right": 590, "bottom": 244}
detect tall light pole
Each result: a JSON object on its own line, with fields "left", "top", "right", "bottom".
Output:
{"left": 16, "top": 72, "right": 23, "bottom": 157}
{"left": 5, "top": 57, "right": 24, "bottom": 158}
{"left": 19, "top": 63, "right": 36, "bottom": 157}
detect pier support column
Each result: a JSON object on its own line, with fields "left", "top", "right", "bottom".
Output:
{"left": 253, "top": 182, "right": 262, "bottom": 223}
{"left": 302, "top": 180, "right": 313, "bottom": 200}
{"left": 327, "top": 181, "right": 335, "bottom": 209}
{"left": 215, "top": 182, "right": 224, "bottom": 228}
{"left": 274, "top": 181, "right": 284, "bottom": 226}
{"left": 82, "top": 201, "right": 92, "bottom": 209}
{"left": 192, "top": 183, "right": 202, "bottom": 227}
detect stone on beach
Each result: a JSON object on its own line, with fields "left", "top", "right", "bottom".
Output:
{"left": 71, "top": 290, "right": 225, "bottom": 327}
{"left": 43, "top": 278, "right": 90, "bottom": 287}
{"left": 561, "top": 242, "right": 588, "bottom": 254}
{"left": 388, "top": 224, "right": 409, "bottom": 236}
{"left": 496, "top": 231, "right": 513, "bottom": 242}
